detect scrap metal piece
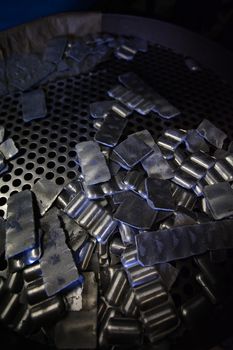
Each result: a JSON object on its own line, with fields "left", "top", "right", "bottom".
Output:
{"left": 0, "top": 293, "right": 20, "bottom": 324}
{"left": 94, "top": 111, "right": 127, "bottom": 147}
{"left": 172, "top": 170, "right": 196, "bottom": 190}
{"left": 78, "top": 238, "right": 96, "bottom": 271}
{"left": 171, "top": 184, "right": 197, "bottom": 209}
{"left": 196, "top": 273, "right": 217, "bottom": 304}
{"left": 6, "top": 190, "right": 37, "bottom": 259}
{"left": 108, "top": 84, "right": 127, "bottom": 99}
{"left": 109, "top": 237, "right": 126, "bottom": 256}
{"left": 121, "top": 246, "right": 139, "bottom": 269}
{"left": 145, "top": 178, "right": 175, "bottom": 211}
{"left": 127, "top": 94, "right": 144, "bottom": 109}
{"left": 23, "top": 262, "right": 42, "bottom": 283}
{"left": 214, "top": 159, "right": 233, "bottom": 181}
{"left": 106, "top": 317, "right": 142, "bottom": 346}
{"left": 118, "top": 89, "right": 135, "bottom": 105}
{"left": 204, "top": 167, "right": 224, "bottom": 185}
{"left": 0, "top": 138, "right": 18, "bottom": 160}
{"left": 157, "top": 136, "right": 181, "bottom": 151}
{"left": 22, "top": 88, "right": 47, "bottom": 122}
{"left": 121, "top": 288, "right": 138, "bottom": 317}
{"left": 76, "top": 141, "right": 111, "bottom": 185}
{"left": 174, "top": 148, "right": 188, "bottom": 166}
{"left": 185, "top": 130, "right": 209, "bottom": 153}
{"left": 135, "top": 100, "right": 155, "bottom": 115}
{"left": 126, "top": 129, "right": 155, "bottom": 147}
{"left": 43, "top": 37, "right": 67, "bottom": 64}
{"left": 60, "top": 213, "right": 88, "bottom": 252}
{"left": 112, "top": 102, "right": 132, "bottom": 118}
{"left": 26, "top": 277, "right": 47, "bottom": 305}
{"left": 152, "top": 96, "right": 180, "bottom": 119}
{"left": 105, "top": 269, "right": 128, "bottom": 306}
{"left": 55, "top": 272, "right": 97, "bottom": 349}
{"left": 164, "top": 129, "right": 187, "bottom": 142}
{"left": 197, "top": 119, "right": 227, "bottom": 149}
{"left": 6, "top": 271, "right": 23, "bottom": 293}
{"left": 119, "top": 72, "right": 148, "bottom": 93}
{"left": 161, "top": 149, "right": 174, "bottom": 160}
{"left": 81, "top": 181, "right": 105, "bottom": 200}
{"left": 203, "top": 182, "right": 233, "bottom": 219}
{"left": 181, "top": 294, "right": 212, "bottom": 328}
{"left": 114, "top": 192, "right": 157, "bottom": 230}
{"left": 126, "top": 264, "right": 159, "bottom": 287}
{"left": 119, "top": 72, "right": 180, "bottom": 118}
{"left": 40, "top": 222, "right": 79, "bottom": 296}
{"left": 134, "top": 280, "right": 168, "bottom": 311}
{"left": 57, "top": 179, "right": 82, "bottom": 209}
{"left": 136, "top": 219, "right": 233, "bottom": 265}
{"left": 30, "top": 295, "right": 65, "bottom": 326}
{"left": 32, "top": 178, "right": 63, "bottom": 216}
{"left": 113, "top": 134, "right": 152, "bottom": 168}
{"left": 119, "top": 222, "right": 137, "bottom": 246}
{"left": 190, "top": 151, "right": 215, "bottom": 169}
{"left": 115, "top": 45, "right": 136, "bottom": 60}
{"left": 64, "top": 283, "right": 83, "bottom": 312}
{"left": 13, "top": 306, "right": 31, "bottom": 335}
{"left": 90, "top": 100, "right": 113, "bottom": 118}
{"left": 181, "top": 160, "right": 206, "bottom": 179}
{"left": 142, "top": 144, "right": 174, "bottom": 180}
{"left": 123, "top": 170, "right": 145, "bottom": 191}
{"left": 93, "top": 119, "right": 103, "bottom": 130}
{"left": 64, "top": 191, "right": 117, "bottom": 244}
{"left": 142, "top": 302, "right": 179, "bottom": 343}
{"left": 7, "top": 53, "right": 55, "bottom": 91}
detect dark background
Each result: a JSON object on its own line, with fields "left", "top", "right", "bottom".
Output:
{"left": 1, "top": 0, "right": 233, "bottom": 51}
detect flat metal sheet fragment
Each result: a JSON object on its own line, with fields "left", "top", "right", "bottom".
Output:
{"left": 0, "top": 138, "right": 18, "bottom": 160}
{"left": 145, "top": 178, "right": 175, "bottom": 211}
{"left": 119, "top": 72, "right": 180, "bottom": 118}
{"left": 40, "top": 222, "right": 79, "bottom": 296}
{"left": 164, "top": 129, "right": 187, "bottom": 142}
{"left": 60, "top": 213, "right": 88, "bottom": 252}
{"left": 136, "top": 219, "right": 233, "bottom": 265}
{"left": 76, "top": 141, "right": 111, "bottom": 185}
{"left": 112, "top": 102, "right": 132, "bottom": 117}
{"left": 190, "top": 151, "right": 215, "bottom": 169}
{"left": 43, "top": 37, "right": 67, "bottom": 64}
{"left": 142, "top": 144, "right": 174, "bottom": 179}
{"left": 54, "top": 272, "right": 97, "bottom": 349}
{"left": 94, "top": 111, "right": 127, "bottom": 147}
{"left": 203, "top": 182, "right": 233, "bottom": 219}
{"left": 32, "top": 178, "right": 63, "bottom": 216}
{"left": 7, "top": 53, "right": 55, "bottom": 91}
{"left": 113, "top": 193, "right": 157, "bottom": 229}
{"left": 185, "top": 130, "right": 209, "bottom": 153}
{"left": 197, "top": 119, "right": 227, "bottom": 149}
{"left": 6, "top": 190, "right": 37, "bottom": 258}
{"left": 90, "top": 100, "right": 113, "bottom": 119}
{"left": 22, "top": 88, "right": 47, "bottom": 122}
{"left": 113, "top": 134, "right": 152, "bottom": 167}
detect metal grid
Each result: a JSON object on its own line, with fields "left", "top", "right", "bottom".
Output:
{"left": 1, "top": 43, "right": 233, "bottom": 318}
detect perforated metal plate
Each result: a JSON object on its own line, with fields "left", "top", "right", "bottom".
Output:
{"left": 1, "top": 44, "right": 233, "bottom": 315}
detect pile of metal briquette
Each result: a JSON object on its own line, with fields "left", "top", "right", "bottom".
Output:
{"left": 1, "top": 33, "right": 233, "bottom": 349}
